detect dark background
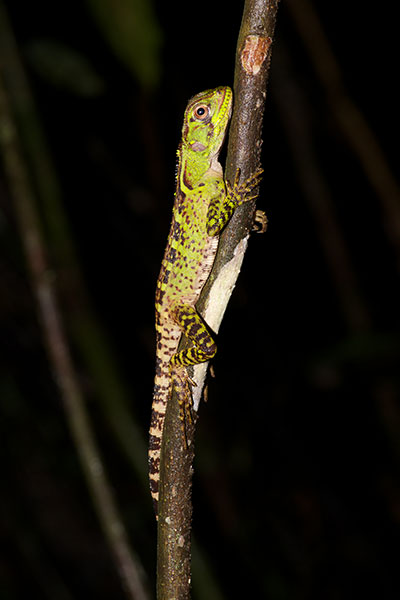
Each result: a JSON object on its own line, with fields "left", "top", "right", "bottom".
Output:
{"left": 1, "top": 1, "right": 399, "bottom": 598}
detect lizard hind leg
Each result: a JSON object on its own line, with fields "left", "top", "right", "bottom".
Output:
{"left": 170, "top": 303, "right": 217, "bottom": 445}
{"left": 170, "top": 303, "right": 217, "bottom": 368}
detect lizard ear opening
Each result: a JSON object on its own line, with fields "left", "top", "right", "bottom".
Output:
{"left": 190, "top": 142, "right": 207, "bottom": 152}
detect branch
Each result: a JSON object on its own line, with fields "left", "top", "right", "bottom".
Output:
{"left": 194, "top": 0, "right": 279, "bottom": 404}
{"left": 156, "top": 1, "right": 280, "bottom": 598}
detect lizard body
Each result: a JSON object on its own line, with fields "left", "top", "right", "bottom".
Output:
{"left": 149, "top": 86, "right": 262, "bottom": 515}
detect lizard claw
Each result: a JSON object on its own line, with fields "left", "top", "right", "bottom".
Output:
{"left": 227, "top": 166, "right": 264, "bottom": 200}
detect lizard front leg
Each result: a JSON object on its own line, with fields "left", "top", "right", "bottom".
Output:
{"left": 206, "top": 167, "right": 264, "bottom": 236}
{"left": 170, "top": 303, "right": 217, "bottom": 439}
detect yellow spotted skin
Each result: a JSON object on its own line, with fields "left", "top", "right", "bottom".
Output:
{"left": 149, "top": 86, "right": 263, "bottom": 516}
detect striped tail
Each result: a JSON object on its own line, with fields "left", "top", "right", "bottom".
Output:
{"left": 149, "top": 355, "right": 172, "bottom": 517}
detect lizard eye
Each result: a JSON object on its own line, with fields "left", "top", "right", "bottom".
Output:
{"left": 193, "top": 104, "right": 210, "bottom": 121}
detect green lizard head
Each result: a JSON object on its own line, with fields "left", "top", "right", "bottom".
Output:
{"left": 182, "top": 86, "right": 233, "bottom": 160}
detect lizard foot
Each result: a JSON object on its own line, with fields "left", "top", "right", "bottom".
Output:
{"left": 252, "top": 209, "right": 268, "bottom": 233}
{"left": 226, "top": 167, "right": 264, "bottom": 206}
{"left": 172, "top": 367, "right": 197, "bottom": 448}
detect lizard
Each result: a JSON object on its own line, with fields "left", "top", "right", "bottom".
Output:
{"left": 149, "top": 85, "right": 263, "bottom": 516}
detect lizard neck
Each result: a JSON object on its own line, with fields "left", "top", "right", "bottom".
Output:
{"left": 178, "top": 141, "right": 219, "bottom": 192}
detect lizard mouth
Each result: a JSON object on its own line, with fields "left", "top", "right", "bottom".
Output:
{"left": 216, "top": 86, "right": 233, "bottom": 125}
{"left": 210, "top": 86, "right": 232, "bottom": 155}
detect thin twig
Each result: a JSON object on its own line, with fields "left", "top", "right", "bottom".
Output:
{"left": 156, "top": 1, "right": 280, "bottom": 598}
{"left": 0, "top": 26, "right": 150, "bottom": 600}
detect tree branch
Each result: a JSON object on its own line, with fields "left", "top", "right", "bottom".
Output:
{"left": 156, "top": 1, "right": 280, "bottom": 598}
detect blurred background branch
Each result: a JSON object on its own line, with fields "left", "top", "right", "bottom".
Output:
{"left": 287, "top": 0, "right": 400, "bottom": 272}
{"left": 0, "top": 5, "right": 150, "bottom": 599}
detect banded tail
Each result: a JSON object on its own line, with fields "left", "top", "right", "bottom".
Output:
{"left": 149, "top": 354, "right": 172, "bottom": 516}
